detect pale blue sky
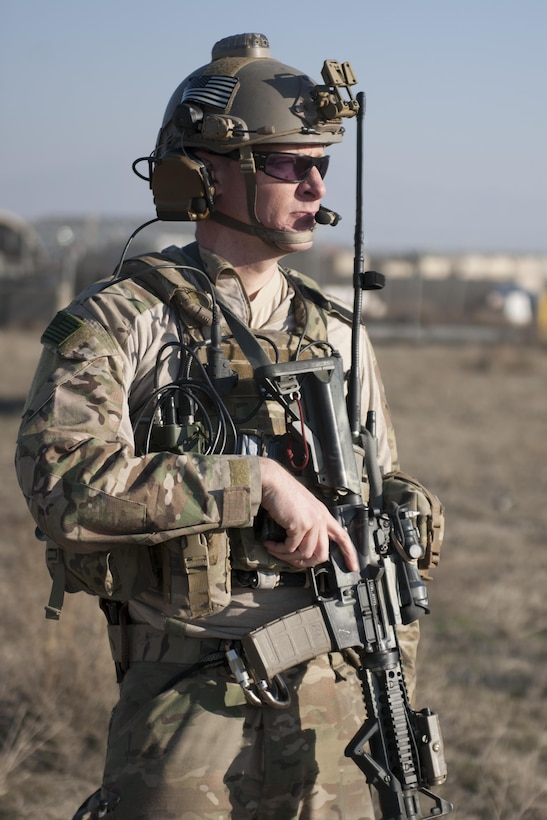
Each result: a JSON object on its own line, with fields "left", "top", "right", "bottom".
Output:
{"left": 1, "top": 0, "right": 545, "bottom": 253}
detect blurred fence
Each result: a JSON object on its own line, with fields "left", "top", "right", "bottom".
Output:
{"left": 2, "top": 212, "right": 546, "bottom": 343}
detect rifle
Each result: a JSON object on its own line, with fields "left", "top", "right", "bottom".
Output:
{"left": 234, "top": 90, "right": 453, "bottom": 819}
{"left": 236, "top": 354, "right": 452, "bottom": 819}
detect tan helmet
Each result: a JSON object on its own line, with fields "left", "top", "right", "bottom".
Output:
{"left": 158, "top": 33, "right": 357, "bottom": 153}
{"left": 145, "top": 33, "right": 358, "bottom": 244}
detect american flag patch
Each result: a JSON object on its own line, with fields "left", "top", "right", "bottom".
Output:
{"left": 182, "top": 75, "right": 238, "bottom": 110}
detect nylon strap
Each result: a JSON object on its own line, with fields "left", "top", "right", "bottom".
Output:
{"left": 44, "top": 545, "right": 66, "bottom": 620}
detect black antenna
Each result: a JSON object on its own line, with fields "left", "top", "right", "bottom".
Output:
{"left": 347, "top": 91, "right": 366, "bottom": 439}
{"left": 347, "top": 90, "right": 385, "bottom": 440}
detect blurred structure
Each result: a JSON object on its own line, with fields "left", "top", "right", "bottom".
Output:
{"left": 2, "top": 212, "right": 547, "bottom": 342}
{"left": 0, "top": 211, "right": 56, "bottom": 326}
{"left": 326, "top": 248, "right": 547, "bottom": 342}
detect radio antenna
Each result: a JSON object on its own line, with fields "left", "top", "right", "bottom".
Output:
{"left": 347, "top": 90, "right": 385, "bottom": 439}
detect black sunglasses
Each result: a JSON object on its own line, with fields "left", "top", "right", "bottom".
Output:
{"left": 251, "top": 151, "right": 330, "bottom": 182}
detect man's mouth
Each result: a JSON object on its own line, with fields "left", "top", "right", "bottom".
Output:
{"left": 291, "top": 213, "right": 317, "bottom": 231}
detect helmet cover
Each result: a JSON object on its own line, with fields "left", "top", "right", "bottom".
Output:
{"left": 156, "top": 33, "right": 352, "bottom": 156}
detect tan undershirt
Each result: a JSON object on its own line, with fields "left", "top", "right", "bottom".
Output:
{"left": 248, "top": 267, "right": 290, "bottom": 329}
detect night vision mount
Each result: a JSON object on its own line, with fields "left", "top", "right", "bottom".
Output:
{"left": 313, "top": 60, "right": 360, "bottom": 122}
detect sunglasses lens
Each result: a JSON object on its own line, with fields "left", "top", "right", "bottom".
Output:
{"left": 263, "top": 153, "right": 329, "bottom": 182}
{"left": 314, "top": 155, "right": 329, "bottom": 179}
{"left": 264, "top": 154, "right": 303, "bottom": 181}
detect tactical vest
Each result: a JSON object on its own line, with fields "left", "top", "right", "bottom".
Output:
{"left": 45, "top": 246, "right": 444, "bottom": 621}
{"left": 127, "top": 248, "right": 345, "bottom": 609}
{"left": 46, "top": 246, "right": 354, "bottom": 619}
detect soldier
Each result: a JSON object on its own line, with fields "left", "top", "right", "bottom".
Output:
{"left": 16, "top": 33, "right": 431, "bottom": 819}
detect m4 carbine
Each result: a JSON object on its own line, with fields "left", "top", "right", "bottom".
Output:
{"left": 239, "top": 354, "right": 453, "bottom": 820}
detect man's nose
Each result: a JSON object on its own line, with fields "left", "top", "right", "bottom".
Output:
{"left": 299, "top": 166, "right": 327, "bottom": 197}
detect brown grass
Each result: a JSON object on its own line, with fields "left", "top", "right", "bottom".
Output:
{"left": 1, "top": 327, "right": 546, "bottom": 819}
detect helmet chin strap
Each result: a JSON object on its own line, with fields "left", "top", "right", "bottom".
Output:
{"left": 210, "top": 210, "right": 315, "bottom": 247}
{"left": 210, "top": 145, "right": 316, "bottom": 249}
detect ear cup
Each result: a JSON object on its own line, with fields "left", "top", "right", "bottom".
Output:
{"left": 151, "top": 153, "right": 215, "bottom": 221}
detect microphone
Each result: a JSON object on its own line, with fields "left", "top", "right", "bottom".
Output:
{"left": 315, "top": 206, "right": 341, "bottom": 227}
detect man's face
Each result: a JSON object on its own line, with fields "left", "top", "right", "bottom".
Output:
{"left": 201, "top": 144, "right": 328, "bottom": 251}
{"left": 252, "top": 144, "right": 328, "bottom": 241}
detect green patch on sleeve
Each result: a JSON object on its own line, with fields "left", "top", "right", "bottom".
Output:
{"left": 41, "top": 311, "right": 86, "bottom": 348}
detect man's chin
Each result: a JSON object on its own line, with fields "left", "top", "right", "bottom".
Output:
{"left": 273, "top": 236, "right": 315, "bottom": 254}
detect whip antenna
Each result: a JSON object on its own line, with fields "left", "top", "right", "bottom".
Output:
{"left": 347, "top": 90, "right": 385, "bottom": 439}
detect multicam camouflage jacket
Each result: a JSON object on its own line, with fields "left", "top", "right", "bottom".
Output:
{"left": 15, "top": 242, "right": 410, "bottom": 627}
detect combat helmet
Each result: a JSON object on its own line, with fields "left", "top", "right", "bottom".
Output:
{"left": 137, "top": 33, "right": 358, "bottom": 245}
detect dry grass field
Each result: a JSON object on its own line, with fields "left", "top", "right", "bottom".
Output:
{"left": 1, "top": 324, "right": 546, "bottom": 819}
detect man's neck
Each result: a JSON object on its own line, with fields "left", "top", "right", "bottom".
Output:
{"left": 195, "top": 223, "right": 286, "bottom": 299}
{"left": 233, "top": 259, "right": 281, "bottom": 300}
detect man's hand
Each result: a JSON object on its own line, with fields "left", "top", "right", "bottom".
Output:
{"left": 258, "top": 457, "right": 358, "bottom": 572}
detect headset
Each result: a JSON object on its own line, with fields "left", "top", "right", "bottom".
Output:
{"left": 133, "top": 145, "right": 215, "bottom": 222}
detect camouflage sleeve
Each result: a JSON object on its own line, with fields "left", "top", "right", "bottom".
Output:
{"left": 15, "top": 307, "right": 262, "bottom": 554}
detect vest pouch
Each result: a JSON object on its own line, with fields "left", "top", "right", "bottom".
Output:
{"left": 56, "top": 543, "right": 157, "bottom": 598}
{"left": 382, "top": 471, "right": 445, "bottom": 578}
{"left": 44, "top": 541, "right": 159, "bottom": 619}
{"left": 161, "top": 530, "right": 231, "bottom": 617}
